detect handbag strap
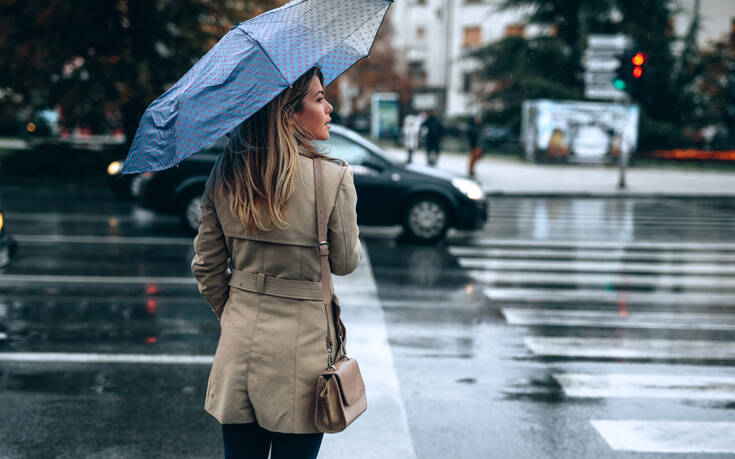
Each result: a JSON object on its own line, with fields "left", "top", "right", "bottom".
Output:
{"left": 313, "top": 157, "right": 344, "bottom": 368}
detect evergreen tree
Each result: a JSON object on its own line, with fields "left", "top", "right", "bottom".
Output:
{"left": 697, "top": 25, "right": 735, "bottom": 146}
{"left": 472, "top": 0, "right": 699, "bottom": 149}
{"left": 469, "top": 35, "right": 582, "bottom": 130}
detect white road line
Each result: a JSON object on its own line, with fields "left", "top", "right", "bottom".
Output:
{"left": 488, "top": 213, "right": 735, "bottom": 223}
{"left": 0, "top": 352, "right": 212, "bottom": 364}
{"left": 12, "top": 235, "right": 193, "bottom": 245}
{"left": 0, "top": 247, "right": 416, "bottom": 457}
{"left": 472, "top": 238, "right": 735, "bottom": 251}
{"left": 524, "top": 336, "right": 735, "bottom": 360}
{"left": 449, "top": 246, "right": 735, "bottom": 263}
{"left": 459, "top": 257, "right": 735, "bottom": 275}
{"left": 484, "top": 287, "right": 735, "bottom": 306}
{"left": 502, "top": 308, "right": 735, "bottom": 330}
{"left": 490, "top": 214, "right": 735, "bottom": 230}
{"left": 0, "top": 275, "right": 197, "bottom": 284}
{"left": 591, "top": 420, "right": 735, "bottom": 453}
{"left": 553, "top": 373, "right": 735, "bottom": 400}
{"left": 321, "top": 247, "right": 417, "bottom": 458}
{"left": 470, "top": 270, "right": 735, "bottom": 290}
{"left": 5, "top": 212, "right": 176, "bottom": 223}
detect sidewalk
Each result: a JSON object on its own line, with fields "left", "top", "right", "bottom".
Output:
{"left": 383, "top": 147, "right": 735, "bottom": 198}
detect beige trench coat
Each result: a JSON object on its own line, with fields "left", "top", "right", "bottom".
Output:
{"left": 191, "top": 152, "right": 362, "bottom": 433}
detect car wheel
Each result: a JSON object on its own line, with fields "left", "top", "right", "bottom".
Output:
{"left": 402, "top": 196, "right": 450, "bottom": 242}
{"left": 179, "top": 190, "right": 203, "bottom": 233}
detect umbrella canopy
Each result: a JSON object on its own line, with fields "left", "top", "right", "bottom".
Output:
{"left": 122, "top": 0, "right": 393, "bottom": 174}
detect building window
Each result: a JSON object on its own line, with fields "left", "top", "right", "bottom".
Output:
{"left": 416, "top": 26, "right": 425, "bottom": 40}
{"left": 409, "top": 61, "right": 427, "bottom": 86}
{"left": 463, "top": 72, "right": 473, "bottom": 93}
{"left": 505, "top": 24, "right": 524, "bottom": 37}
{"left": 463, "top": 26, "right": 482, "bottom": 47}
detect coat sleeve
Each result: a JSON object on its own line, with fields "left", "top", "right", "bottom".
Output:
{"left": 191, "top": 165, "right": 231, "bottom": 319}
{"left": 327, "top": 165, "right": 362, "bottom": 276}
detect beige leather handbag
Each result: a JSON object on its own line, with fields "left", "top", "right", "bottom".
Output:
{"left": 312, "top": 157, "right": 367, "bottom": 434}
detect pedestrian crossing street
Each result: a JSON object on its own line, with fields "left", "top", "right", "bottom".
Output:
{"left": 448, "top": 233, "right": 735, "bottom": 455}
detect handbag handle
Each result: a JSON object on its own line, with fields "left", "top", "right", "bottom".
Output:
{"left": 313, "top": 157, "right": 345, "bottom": 369}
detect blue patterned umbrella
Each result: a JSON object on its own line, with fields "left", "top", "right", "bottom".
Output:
{"left": 122, "top": 0, "right": 393, "bottom": 174}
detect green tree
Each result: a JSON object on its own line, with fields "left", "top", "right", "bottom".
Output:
{"left": 469, "top": 35, "right": 582, "bottom": 130}
{"left": 0, "top": 0, "right": 282, "bottom": 144}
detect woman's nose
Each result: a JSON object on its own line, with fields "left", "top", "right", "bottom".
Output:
{"left": 327, "top": 102, "right": 333, "bottom": 114}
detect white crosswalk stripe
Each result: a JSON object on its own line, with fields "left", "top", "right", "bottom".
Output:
{"left": 502, "top": 308, "right": 735, "bottom": 330}
{"left": 470, "top": 269, "right": 735, "bottom": 290}
{"left": 524, "top": 336, "right": 735, "bottom": 360}
{"left": 472, "top": 237, "right": 735, "bottom": 251}
{"left": 484, "top": 287, "right": 735, "bottom": 305}
{"left": 452, "top": 233, "right": 735, "bottom": 454}
{"left": 591, "top": 420, "right": 735, "bottom": 454}
{"left": 460, "top": 257, "right": 735, "bottom": 275}
{"left": 553, "top": 373, "right": 735, "bottom": 400}
{"left": 450, "top": 246, "right": 735, "bottom": 263}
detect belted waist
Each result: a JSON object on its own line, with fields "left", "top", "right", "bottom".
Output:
{"left": 228, "top": 269, "right": 323, "bottom": 301}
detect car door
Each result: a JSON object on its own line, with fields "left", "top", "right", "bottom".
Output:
{"left": 316, "top": 134, "right": 404, "bottom": 225}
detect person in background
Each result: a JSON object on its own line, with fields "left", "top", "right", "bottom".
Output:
{"left": 420, "top": 109, "right": 444, "bottom": 167}
{"left": 402, "top": 113, "right": 423, "bottom": 163}
{"left": 467, "top": 115, "right": 483, "bottom": 178}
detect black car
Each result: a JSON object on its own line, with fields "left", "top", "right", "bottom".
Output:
{"left": 123, "top": 124, "right": 487, "bottom": 241}
{"left": 0, "top": 207, "right": 18, "bottom": 269}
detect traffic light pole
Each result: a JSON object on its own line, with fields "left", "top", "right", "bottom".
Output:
{"left": 618, "top": 126, "right": 627, "bottom": 189}
{"left": 618, "top": 80, "right": 633, "bottom": 190}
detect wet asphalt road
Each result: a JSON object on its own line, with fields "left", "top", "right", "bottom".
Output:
{"left": 1, "top": 184, "right": 735, "bottom": 458}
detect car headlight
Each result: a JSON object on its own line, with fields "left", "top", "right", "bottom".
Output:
{"left": 107, "top": 161, "right": 122, "bottom": 176}
{"left": 452, "top": 177, "right": 484, "bottom": 200}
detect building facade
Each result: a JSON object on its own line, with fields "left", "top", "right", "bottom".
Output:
{"left": 387, "top": 0, "right": 735, "bottom": 120}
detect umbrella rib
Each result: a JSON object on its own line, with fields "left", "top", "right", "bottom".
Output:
{"left": 242, "top": 30, "right": 290, "bottom": 87}
{"left": 319, "top": 3, "right": 393, "bottom": 85}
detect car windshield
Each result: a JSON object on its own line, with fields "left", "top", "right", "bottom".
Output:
{"left": 313, "top": 132, "right": 400, "bottom": 166}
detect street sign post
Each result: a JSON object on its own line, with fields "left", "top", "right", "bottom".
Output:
{"left": 583, "top": 34, "right": 632, "bottom": 102}
{"left": 584, "top": 34, "right": 633, "bottom": 189}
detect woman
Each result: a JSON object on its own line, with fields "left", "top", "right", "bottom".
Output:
{"left": 191, "top": 66, "right": 362, "bottom": 459}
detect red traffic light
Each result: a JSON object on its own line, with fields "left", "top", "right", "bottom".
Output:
{"left": 632, "top": 67, "right": 643, "bottom": 78}
{"left": 632, "top": 52, "right": 646, "bottom": 66}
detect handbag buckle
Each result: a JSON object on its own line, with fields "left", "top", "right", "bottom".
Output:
{"left": 319, "top": 240, "right": 330, "bottom": 256}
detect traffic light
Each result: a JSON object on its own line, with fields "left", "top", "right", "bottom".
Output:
{"left": 631, "top": 52, "right": 646, "bottom": 78}
{"left": 612, "top": 49, "right": 646, "bottom": 93}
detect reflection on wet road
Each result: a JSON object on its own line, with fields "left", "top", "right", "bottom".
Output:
{"left": 1, "top": 188, "right": 734, "bottom": 458}
{"left": 366, "top": 197, "right": 735, "bottom": 458}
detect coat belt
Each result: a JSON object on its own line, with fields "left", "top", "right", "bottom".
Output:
{"left": 228, "top": 269, "right": 323, "bottom": 301}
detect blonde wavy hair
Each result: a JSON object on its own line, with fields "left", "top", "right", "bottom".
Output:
{"left": 218, "top": 67, "right": 332, "bottom": 233}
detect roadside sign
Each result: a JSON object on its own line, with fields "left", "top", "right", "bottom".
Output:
{"left": 583, "top": 58, "right": 620, "bottom": 72}
{"left": 588, "top": 35, "right": 630, "bottom": 49}
{"left": 584, "top": 34, "right": 631, "bottom": 101}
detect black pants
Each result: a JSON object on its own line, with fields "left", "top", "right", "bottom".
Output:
{"left": 426, "top": 142, "right": 440, "bottom": 166}
{"left": 222, "top": 422, "right": 323, "bottom": 459}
